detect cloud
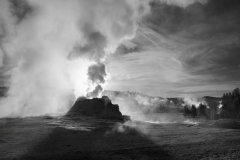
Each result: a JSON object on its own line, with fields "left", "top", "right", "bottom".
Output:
{"left": 106, "top": 0, "right": 240, "bottom": 97}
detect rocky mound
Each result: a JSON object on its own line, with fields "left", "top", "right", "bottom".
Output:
{"left": 66, "top": 96, "right": 125, "bottom": 120}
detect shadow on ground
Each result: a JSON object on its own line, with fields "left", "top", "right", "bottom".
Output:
{"left": 19, "top": 119, "right": 173, "bottom": 160}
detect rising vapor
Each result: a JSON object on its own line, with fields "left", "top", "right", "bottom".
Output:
{"left": 0, "top": 0, "right": 150, "bottom": 117}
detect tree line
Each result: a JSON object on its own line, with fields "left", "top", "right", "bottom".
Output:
{"left": 183, "top": 88, "right": 240, "bottom": 119}
{"left": 221, "top": 88, "right": 240, "bottom": 119}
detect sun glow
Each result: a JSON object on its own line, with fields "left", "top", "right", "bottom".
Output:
{"left": 68, "top": 59, "right": 94, "bottom": 99}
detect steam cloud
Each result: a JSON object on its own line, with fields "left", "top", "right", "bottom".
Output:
{"left": 0, "top": 0, "right": 150, "bottom": 117}
{"left": 183, "top": 97, "right": 208, "bottom": 108}
{"left": 87, "top": 63, "right": 107, "bottom": 98}
{"left": 104, "top": 91, "right": 184, "bottom": 123}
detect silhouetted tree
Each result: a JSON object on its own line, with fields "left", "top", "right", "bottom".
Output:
{"left": 198, "top": 103, "right": 208, "bottom": 118}
{"left": 221, "top": 87, "right": 240, "bottom": 119}
{"left": 208, "top": 102, "right": 218, "bottom": 120}
{"left": 183, "top": 105, "right": 190, "bottom": 118}
{"left": 191, "top": 105, "right": 197, "bottom": 118}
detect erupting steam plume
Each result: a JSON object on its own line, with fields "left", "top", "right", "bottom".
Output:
{"left": 0, "top": 0, "right": 149, "bottom": 117}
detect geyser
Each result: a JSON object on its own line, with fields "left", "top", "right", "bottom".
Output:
{"left": 0, "top": 0, "right": 150, "bottom": 118}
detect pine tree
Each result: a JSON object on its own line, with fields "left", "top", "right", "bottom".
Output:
{"left": 191, "top": 105, "right": 197, "bottom": 118}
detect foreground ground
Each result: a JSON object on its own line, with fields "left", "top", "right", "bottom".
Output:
{"left": 0, "top": 116, "right": 240, "bottom": 160}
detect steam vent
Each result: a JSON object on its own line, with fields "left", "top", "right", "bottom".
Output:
{"left": 66, "top": 96, "right": 128, "bottom": 120}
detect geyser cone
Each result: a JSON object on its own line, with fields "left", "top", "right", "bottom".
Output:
{"left": 66, "top": 96, "right": 124, "bottom": 120}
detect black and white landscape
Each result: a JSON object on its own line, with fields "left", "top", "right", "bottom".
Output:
{"left": 0, "top": 0, "right": 240, "bottom": 159}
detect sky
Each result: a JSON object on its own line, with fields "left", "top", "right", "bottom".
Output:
{"left": 0, "top": 0, "right": 240, "bottom": 99}
{"left": 105, "top": 0, "right": 240, "bottom": 98}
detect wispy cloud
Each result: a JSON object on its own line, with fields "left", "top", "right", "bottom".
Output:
{"left": 106, "top": 0, "right": 240, "bottom": 97}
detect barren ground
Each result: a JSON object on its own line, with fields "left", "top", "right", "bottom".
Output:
{"left": 0, "top": 116, "right": 240, "bottom": 160}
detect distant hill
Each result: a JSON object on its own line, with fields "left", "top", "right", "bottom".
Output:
{"left": 203, "top": 96, "right": 222, "bottom": 101}
{"left": 203, "top": 96, "right": 222, "bottom": 106}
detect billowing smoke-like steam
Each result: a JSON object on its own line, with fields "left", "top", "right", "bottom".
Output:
{"left": 104, "top": 91, "right": 184, "bottom": 123}
{"left": 0, "top": 0, "right": 150, "bottom": 117}
{"left": 68, "top": 24, "right": 108, "bottom": 98}
{"left": 87, "top": 63, "right": 107, "bottom": 98}
{"left": 183, "top": 97, "right": 208, "bottom": 108}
